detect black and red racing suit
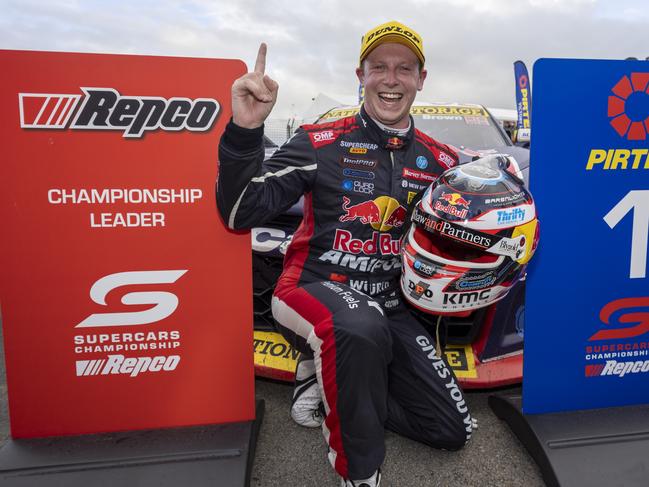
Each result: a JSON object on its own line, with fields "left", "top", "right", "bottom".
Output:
{"left": 217, "top": 106, "right": 473, "bottom": 480}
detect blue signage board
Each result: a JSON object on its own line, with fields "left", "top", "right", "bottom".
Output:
{"left": 524, "top": 58, "right": 649, "bottom": 414}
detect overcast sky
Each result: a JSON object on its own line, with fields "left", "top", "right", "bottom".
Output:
{"left": 2, "top": 0, "right": 648, "bottom": 118}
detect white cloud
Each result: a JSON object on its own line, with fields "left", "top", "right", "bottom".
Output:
{"left": 1, "top": 0, "right": 646, "bottom": 117}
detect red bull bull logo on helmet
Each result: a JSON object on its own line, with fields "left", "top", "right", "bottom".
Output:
{"left": 339, "top": 196, "right": 407, "bottom": 231}
{"left": 434, "top": 192, "right": 470, "bottom": 219}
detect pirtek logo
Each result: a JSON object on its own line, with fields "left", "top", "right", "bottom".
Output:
{"left": 608, "top": 73, "right": 649, "bottom": 140}
{"left": 19, "top": 88, "right": 220, "bottom": 138}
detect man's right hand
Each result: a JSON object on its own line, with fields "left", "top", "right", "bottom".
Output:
{"left": 231, "top": 43, "right": 279, "bottom": 129}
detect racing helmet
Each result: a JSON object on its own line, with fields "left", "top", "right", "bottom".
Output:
{"left": 400, "top": 155, "right": 539, "bottom": 315}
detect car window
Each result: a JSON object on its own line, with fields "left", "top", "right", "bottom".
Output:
{"left": 413, "top": 115, "right": 510, "bottom": 150}
{"left": 318, "top": 106, "right": 511, "bottom": 151}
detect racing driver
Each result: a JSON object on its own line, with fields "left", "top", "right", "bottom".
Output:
{"left": 216, "top": 20, "right": 473, "bottom": 487}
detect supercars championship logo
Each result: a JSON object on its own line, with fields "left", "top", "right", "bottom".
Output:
{"left": 584, "top": 297, "right": 649, "bottom": 378}
{"left": 74, "top": 270, "right": 185, "bottom": 378}
{"left": 19, "top": 87, "right": 220, "bottom": 138}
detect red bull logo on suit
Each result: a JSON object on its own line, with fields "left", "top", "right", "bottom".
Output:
{"left": 340, "top": 195, "right": 407, "bottom": 231}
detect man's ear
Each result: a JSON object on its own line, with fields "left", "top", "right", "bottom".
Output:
{"left": 418, "top": 69, "right": 428, "bottom": 91}
{"left": 356, "top": 66, "right": 365, "bottom": 86}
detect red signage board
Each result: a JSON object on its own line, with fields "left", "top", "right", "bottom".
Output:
{"left": 0, "top": 50, "right": 252, "bottom": 438}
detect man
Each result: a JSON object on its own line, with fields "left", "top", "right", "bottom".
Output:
{"left": 217, "top": 21, "right": 472, "bottom": 487}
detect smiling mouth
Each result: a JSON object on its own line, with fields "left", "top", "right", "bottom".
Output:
{"left": 378, "top": 92, "right": 403, "bottom": 103}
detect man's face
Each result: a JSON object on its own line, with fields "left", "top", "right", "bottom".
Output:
{"left": 356, "top": 43, "right": 427, "bottom": 129}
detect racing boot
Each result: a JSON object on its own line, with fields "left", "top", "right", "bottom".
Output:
{"left": 340, "top": 470, "right": 381, "bottom": 487}
{"left": 290, "top": 354, "right": 324, "bottom": 428}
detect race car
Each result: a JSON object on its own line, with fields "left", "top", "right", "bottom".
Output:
{"left": 252, "top": 103, "right": 531, "bottom": 388}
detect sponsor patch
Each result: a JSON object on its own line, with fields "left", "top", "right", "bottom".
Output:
{"left": 342, "top": 168, "right": 375, "bottom": 180}
{"left": 309, "top": 129, "right": 337, "bottom": 148}
{"left": 340, "top": 140, "right": 378, "bottom": 151}
{"left": 403, "top": 167, "right": 437, "bottom": 182}
{"left": 438, "top": 151, "right": 456, "bottom": 169}
{"left": 339, "top": 156, "right": 378, "bottom": 169}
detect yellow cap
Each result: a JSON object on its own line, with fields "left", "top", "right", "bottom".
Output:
{"left": 359, "top": 21, "right": 425, "bottom": 67}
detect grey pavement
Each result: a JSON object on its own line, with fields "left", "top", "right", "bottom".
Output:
{"left": 251, "top": 379, "right": 543, "bottom": 487}
{"left": 0, "top": 324, "right": 543, "bottom": 487}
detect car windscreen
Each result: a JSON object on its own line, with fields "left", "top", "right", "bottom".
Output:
{"left": 413, "top": 114, "right": 510, "bottom": 150}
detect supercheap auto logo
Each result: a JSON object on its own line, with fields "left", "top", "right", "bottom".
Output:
{"left": 18, "top": 87, "right": 220, "bottom": 138}
{"left": 339, "top": 195, "right": 407, "bottom": 231}
{"left": 608, "top": 73, "right": 649, "bottom": 140}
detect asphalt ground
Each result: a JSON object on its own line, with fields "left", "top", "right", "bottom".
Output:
{"left": 250, "top": 379, "right": 544, "bottom": 486}
{"left": 0, "top": 323, "right": 544, "bottom": 487}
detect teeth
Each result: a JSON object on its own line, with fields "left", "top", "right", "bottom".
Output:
{"left": 379, "top": 93, "right": 402, "bottom": 100}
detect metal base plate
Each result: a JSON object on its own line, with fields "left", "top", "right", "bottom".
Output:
{"left": 489, "top": 394, "right": 649, "bottom": 487}
{"left": 0, "top": 399, "right": 264, "bottom": 487}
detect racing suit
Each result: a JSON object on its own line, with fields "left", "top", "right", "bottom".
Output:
{"left": 217, "top": 106, "right": 473, "bottom": 480}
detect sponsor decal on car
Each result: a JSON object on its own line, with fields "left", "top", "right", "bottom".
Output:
{"left": 339, "top": 140, "right": 379, "bottom": 151}
{"left": 254, "top": 330, "right": 299, "bottom": 374}
{"left": 444, "top": 345, "right": 478, "bottom": 379}
{"left": 19, "top": 88, "right": 219, "bottom": 138}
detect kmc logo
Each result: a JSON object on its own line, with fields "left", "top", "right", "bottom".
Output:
{"left": 589, "top": 297, "right": 649, "bottom": 341}
{"left": 607, "top": 72, "right": 649, "bottom": 140}
{"left": 75, "top": 270, "right": 187, "bottom": 328}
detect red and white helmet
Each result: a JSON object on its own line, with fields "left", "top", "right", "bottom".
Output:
{"left": 400, "top": 155, "right": 539, "bottom": 314}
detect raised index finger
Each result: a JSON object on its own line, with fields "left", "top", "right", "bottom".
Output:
{"left": 254, "top": 43, "right": 267, "bottom": 74}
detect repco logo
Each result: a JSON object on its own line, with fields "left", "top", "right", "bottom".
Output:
{"left": 19, "top": 87, "right": 220, "bottom": 138}
{"left": 76, "top": 270, "right": 187, "bottom": 328}
{"left": 589, "top": 297, "right": 649, "bottom": 341}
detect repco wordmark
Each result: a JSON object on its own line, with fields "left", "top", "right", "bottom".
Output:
{"left": 19, "top": 87, "right": 220, "bottom": 138}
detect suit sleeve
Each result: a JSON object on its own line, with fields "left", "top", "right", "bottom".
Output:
{"left": 216, "top": 120, "right": 317, "bottom": 230}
